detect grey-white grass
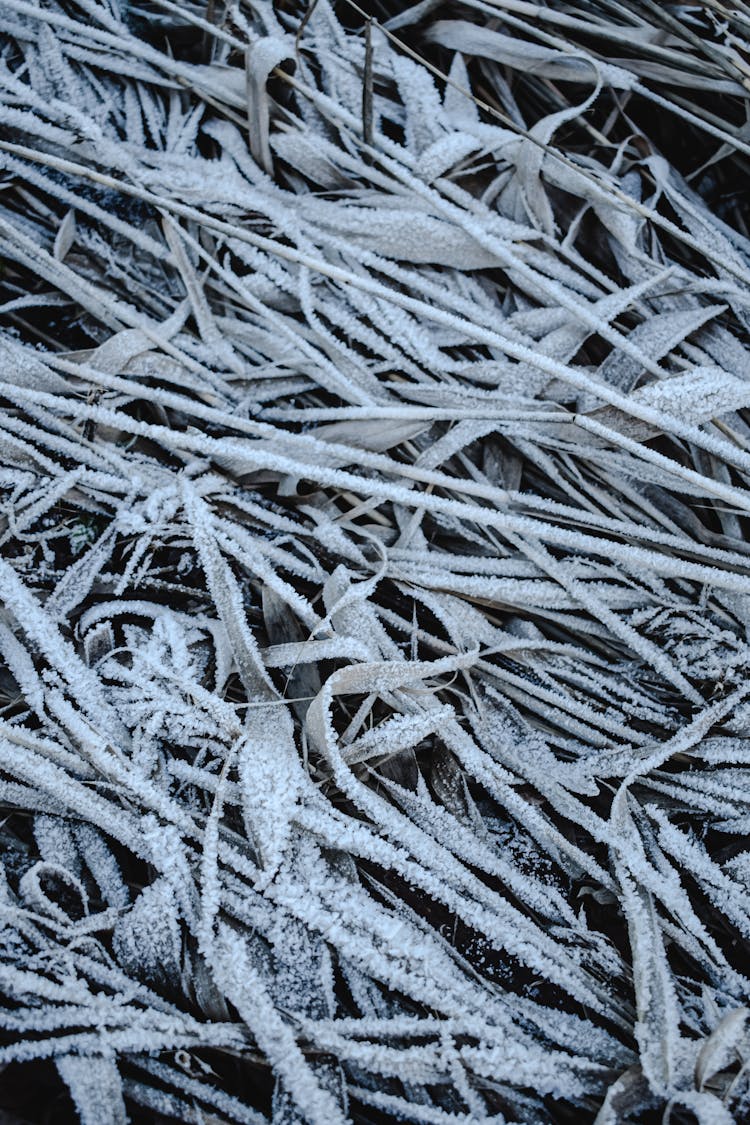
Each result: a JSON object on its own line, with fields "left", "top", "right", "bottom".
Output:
{"left": 1, "top": 0, "right": 750, "bottom": 1122}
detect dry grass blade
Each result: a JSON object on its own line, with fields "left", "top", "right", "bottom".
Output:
{"left": 1, "top": 1, "right": 750, "bottom": 1122}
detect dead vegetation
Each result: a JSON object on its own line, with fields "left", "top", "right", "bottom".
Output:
{"left": 2, "top": 1, "right": 750, "bottom": 1122}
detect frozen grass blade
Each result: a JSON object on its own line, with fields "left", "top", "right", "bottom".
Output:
{"left": 2, "top": 0, "right": 750, "bottom": 1121}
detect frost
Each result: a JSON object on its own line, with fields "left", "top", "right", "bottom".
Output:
{"left": 113, "top": 877, "right": 183, "bottom": 989}
{"left": 57, "top": 1055, "right": 128, "bottom": 1125}
{"left": 1, "top": 0, "right": 750, "bottom": 1121}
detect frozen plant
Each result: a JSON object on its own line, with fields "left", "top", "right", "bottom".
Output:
{"left": 1, "top": 0, "right": 750, "bottom": 1121}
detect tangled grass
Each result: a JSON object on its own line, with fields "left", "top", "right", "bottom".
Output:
{"left": 2, "top": 0, "right": 750, "bottom": 1121}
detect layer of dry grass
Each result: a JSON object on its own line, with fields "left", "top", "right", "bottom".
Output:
{"left": 2, "top": 1, "right": 750, "bottom": 1121}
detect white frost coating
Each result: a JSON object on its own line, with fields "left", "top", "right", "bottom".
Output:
{"left": 245, "top": 35, "right": 296, "bottom": 175}
{"left": 57, "top": 1055, "right": 128, "bottom": 1125}
{"left": 0, "top": 0, "right": 750, "bottom": 1121}
{"left": 634, "top": 367, "right": 750, "bottom": 425}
